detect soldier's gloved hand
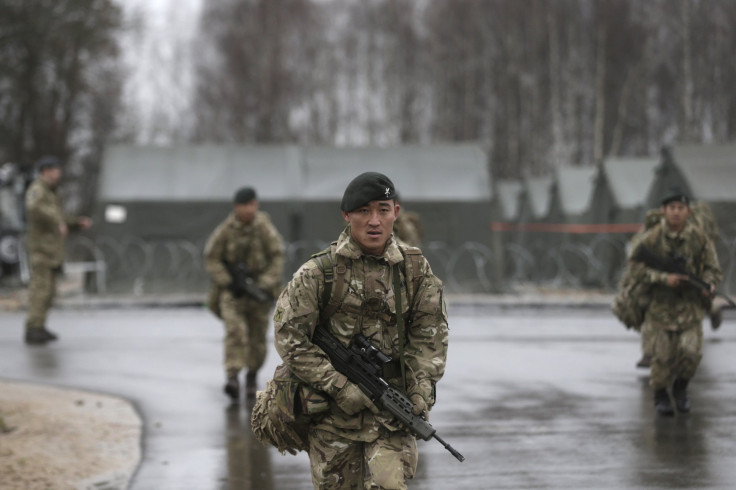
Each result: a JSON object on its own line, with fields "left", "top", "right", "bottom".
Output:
{"left": 335, "top": 382, "right": 379, "bottom": 415}
{"left": 410, "top": 393, "right": 427, "bottom": 417}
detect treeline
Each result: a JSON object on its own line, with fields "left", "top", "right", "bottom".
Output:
{"left": 0, "top": 0, "right": 122, "bottom": 211}
{"left": 1, "top": 0, "right": 735, "bottom": 214}
{"left": 194, "top": 0, "right": 736, "bottom": 179}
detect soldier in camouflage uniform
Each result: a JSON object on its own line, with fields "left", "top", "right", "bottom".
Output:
{"left": 630, "top": 190, "right": 722, "bottom": 416}
{"left": 204, "top": 187, "right": 285, "bottom": 401}
{"left": 272, "top": 172, "right": 448, "bottom": 489}
{"left": 24, "top": 156, "right": 92, "bottom": 345}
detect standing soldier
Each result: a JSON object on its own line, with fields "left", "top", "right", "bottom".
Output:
{"left": 629, "top": 189, "right": 722, "bottom": 416}
{"left": 204, "top": 187, "right": 285, "bottom": 401}
{"left": 271, "top": 172, "right": 448, "bottom": 488}
{"left": 24, "top": 156, "right": 92, "bottom": 344}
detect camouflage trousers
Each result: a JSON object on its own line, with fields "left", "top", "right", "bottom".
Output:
{"left": 219, "top": 290, "right": 272, "bottom": 377}
{"left": 308, "top": 427, "right": 417, "bottom": 490}
{"left": 639, "top": 322, "right": 656, "bottom": 358}
{"left": 649, "top": 325, "right": 703, "bottom": 390}
{"left": 25, "top": 263, "right": 58, "bottom": 330}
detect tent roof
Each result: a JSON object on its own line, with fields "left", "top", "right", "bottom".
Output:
{"left": 99, "top": 144, "right": 491, "bottom": 202}
{"left": 554, "top": 166, "right": 597, "bottom": 215}
{"left": 524, "top": 176, "right": 553, "bottom": 219}
{"left": 496, "top": 180, "right": 523, "bottom": 220}
{"left": 603, "top": 157, "right": 658, "bottom": 209}
{"left": 302, "top": 145, "right": 490, "bottom": 201}
{"left": 670, "top": 144, "right": 736, "bottom": 202}
{"left": 99, "top": 145, "right": 299, "bottom": 201}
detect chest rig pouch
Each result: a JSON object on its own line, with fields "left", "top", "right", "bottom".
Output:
{"left": 311, "top": 243, "right": 424, "bottom": 392}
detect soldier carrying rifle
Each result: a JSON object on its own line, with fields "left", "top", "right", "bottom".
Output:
{"left": 204, "top": 187, "right": 285, "bottom": 401}
{"left": 270, "top": 172, "right": 450, "bottom": 488}
{"left": 627, "top": 189, "right": 722, "bottom": 416}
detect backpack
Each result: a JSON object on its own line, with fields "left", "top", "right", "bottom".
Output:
{"left": 611, "top": 210, "right": 660, "bottom": 330}
{"left": 251, "top": 242, "right": 425, "bottom": 454}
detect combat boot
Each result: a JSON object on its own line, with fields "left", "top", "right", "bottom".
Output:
{"left": 41, "top": 327, "right": 58, "bottom": 341}
{"left": 245, "top": 371, "right": 257, "bottom": 398}
{"left": 224, "top": 375, "right": 240, "bottom": 402}
{"left": 654, "top": 389, "right": 674, "bottom": 416}
{"left": 672, "top": 378, "right": 690, "bottom": 413}
{"left": 24, "top": 327, "right": 57, "bottom": 345}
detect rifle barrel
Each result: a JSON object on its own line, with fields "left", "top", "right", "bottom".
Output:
{"left": 433, "top": 433, "right": 465, "bottom": 462}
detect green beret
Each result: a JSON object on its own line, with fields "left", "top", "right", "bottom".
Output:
{"left": 341, "top": 172, "right": 397, "bottom": 212}
{"left": 233, "top": 187, "right": 257, "bottom": 204}
{"left": 660, "top": 188, "right": 690, "bottom": 206}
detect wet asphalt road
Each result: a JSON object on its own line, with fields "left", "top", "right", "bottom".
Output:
{"left": 2, "top": 304, "right": 736, "bottom": 489}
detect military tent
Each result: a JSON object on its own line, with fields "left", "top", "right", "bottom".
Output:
{"left": 94, "top": 143, "right": 494, "bottom": 293}
{"left": 598, "top": 156, "right": 658, "bottom": 224}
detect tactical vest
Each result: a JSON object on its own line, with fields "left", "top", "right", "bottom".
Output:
{"left": 311, "top": 242, "right": 425, "bottom": 390}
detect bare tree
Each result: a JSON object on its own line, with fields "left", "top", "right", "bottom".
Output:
{"left": 186, "top": 0, "right": 736, "bottom": 176}
{"left": 0, "top": 0, "right": 122, "bottom": 212}
{"left": 194, "top": 0, "right": 319, "bottom": 143}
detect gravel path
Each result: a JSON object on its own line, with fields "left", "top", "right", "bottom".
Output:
{"left": 0, "top": 380, "right": 141, "bottom": 490}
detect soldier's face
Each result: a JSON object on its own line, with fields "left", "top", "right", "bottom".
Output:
{"left": 662, "top": 201, "right": 690, "bottom": 230}
{"left": 234, "top": 200, "right": 258, "bottom": 224}
{"left": 342, "top": 200, "right": 399, "bottom": 255}
{"left": 42, "top": 167, "right": 62, "bottom": 187}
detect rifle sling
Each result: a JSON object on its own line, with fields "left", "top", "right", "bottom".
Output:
{"left": 392, "top": 263, "right": 407, "bottom": 393}
{"left": 313, "top": 247, "right": 407, "bottom": 392}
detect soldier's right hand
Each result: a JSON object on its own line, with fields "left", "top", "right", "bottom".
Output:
{"left": 335, "top": 382, "right": 379, "bottom": 415}
{"left": 666, "top": 273, "right": 688, "bottom": 288}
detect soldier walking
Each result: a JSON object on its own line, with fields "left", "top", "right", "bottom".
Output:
{"left": 204, "top": 187, "right": 285, "bottom": 401}
{"left": 271, "top": 172, "right": 449, "bottom": 488}
{"left": 24, "top": 156, "right": 92, "bottom": 345}
{"left": 629, "top": 190, "right": 722, "bottom": 416}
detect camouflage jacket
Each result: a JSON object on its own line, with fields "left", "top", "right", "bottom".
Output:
{"left": 24, "top": 177, "right": 78, "bottom": 267}
{"left": 273, "top": 227, "right": 448, "bottom": 442}
{"left": 632, "top": 219, "right": 722, "bottom": 331}
{"left": 204, "top": 211, "right": 285, "bottom": 298}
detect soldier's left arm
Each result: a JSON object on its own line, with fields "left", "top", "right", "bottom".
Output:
{"left": 404, "top": 258, "right": 449, "bottom": 410}
{"left": 700, "top": 238, "right": 723, "bottom": 288}
{"left": 203, "top": 222, "right": 232, "bottom": 287}
{"left": 257, "top": 215, "right": 286, "bottom": 293}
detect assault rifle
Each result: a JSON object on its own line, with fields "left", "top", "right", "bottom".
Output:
{"left": 631, "top": 245, "right": 736, "bottom": 308}
{"left": 312, "top": 328, "right": 465, "bottom": 462}
{"left": 224, "top": 261, "right": 273, "bottom": 303}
